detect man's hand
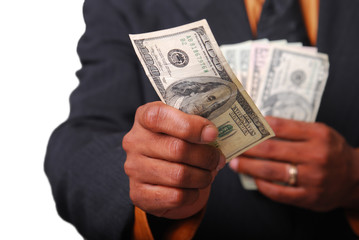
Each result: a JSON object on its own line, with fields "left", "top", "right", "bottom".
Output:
{"left": 230, "top": 116, "right": 359, "bottom": 211}
{"left": 123, "top": 102, "right": 226, "bottom": 219}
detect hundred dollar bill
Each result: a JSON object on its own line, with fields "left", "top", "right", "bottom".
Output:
{"left": 129, "top": 20, "right": 275, "bottom": 161}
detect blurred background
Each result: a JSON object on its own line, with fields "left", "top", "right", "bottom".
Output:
{"left": 0, "top": 0, "right": 84, "bottom": 239}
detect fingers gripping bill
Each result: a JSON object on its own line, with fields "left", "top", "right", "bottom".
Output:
{"left": 129, "top": 20, "right": 275, "bottom": 161}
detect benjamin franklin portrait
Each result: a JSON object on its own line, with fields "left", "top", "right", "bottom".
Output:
{"left": 165, "top": 76, "right": 238, "bottom": 120}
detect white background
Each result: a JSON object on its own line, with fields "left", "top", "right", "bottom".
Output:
{"left": 0, "top": 0, "right": 84, "bottom": 239}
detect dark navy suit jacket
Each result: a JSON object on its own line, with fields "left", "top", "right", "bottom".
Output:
{"left": 45, "top": 0, "right": 359, "bottom": 239}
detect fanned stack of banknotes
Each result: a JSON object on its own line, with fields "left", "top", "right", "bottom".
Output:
{"left": 221, "top": 39, "right": 329, "bottom": 189}
{"left": 129, "top": 20, "right": 329, "bottom": 191}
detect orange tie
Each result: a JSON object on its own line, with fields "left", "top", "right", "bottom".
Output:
{"left": 244, "top": 0, "right": 318, "bottom": 45}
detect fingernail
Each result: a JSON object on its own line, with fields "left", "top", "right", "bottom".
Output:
{"left": 216, "top": 152, "right": 226, "bottom": 171}
{"left": 265, "top": 116, "right": 278, "bottom": 126}
{"left": 265, "top": 116, "right": 273, "bottom": 124}
{"left": 201, "top": 125, "right": 218, "bottom": 143}
{"left": 229, "top": 157, "right": 239, "bottom": 171}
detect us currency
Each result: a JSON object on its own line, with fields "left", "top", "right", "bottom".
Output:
{"left": 221, "top": 40, "right": 329, "bottom": 190}
{"left": 256, "top": 46, "right": 329, "bottom": 122}
{"left": 221, "top": 39, "right": 268, "bottom": 92}
{"left": 221, "top": 40, "right": 304, "bottom": 95}
{"left": 129, "top": 20, "right": 275, "bottom": 161}
{"left": 242, "top": 46, "right": 329, "bottom": 190}
{"left": 247, "top": 40, "right": 287, "bottom": 102}
{"left": 221, "top": 40, "right": 253, "bottom": 90}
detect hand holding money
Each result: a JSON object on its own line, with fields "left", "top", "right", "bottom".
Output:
{"left": 130, "top": 20, "right": 274, "bottom": 161}
{"left": 222, "top": 39, "right": 330, "bottom": 190}
{"left": 229, "top": 116, "right": 359, "bottom": 212}
{"left": 125, "top": 20, "right": 274, "bottom": 218}
{"left": 123, "top": 102, "right": 226, "bottom": 219}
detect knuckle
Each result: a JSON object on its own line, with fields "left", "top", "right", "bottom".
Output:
{"left": 135, "top": 104, "right": 146, "bottom": 121}
{"left": 177, "top": 120, "right": 193, "bottom": 139}
{"left": 257, "top": 166, "right": 276, "bottom": 179}
{"left": 314, "top": 148, "right": 330, "bottom": 166}
{"left": 153, "top": 188, "right": 165, "bottom": 203}
{"left": 336, "top": 138, "right": 346, "bottom": 153}
{"left": 168, "top": 138, "right": 188, "bottom": 160}
{"left": 168, "top": 189, "right": 187, "bottom": 207}
{"left": 140, "top": 104, "right": 162, "bottom": 129}
{"left": 129, "top": 190, "right": 139, "bottom": 205}
{"left": 259, "top": 141, "right": 276, "bottom": 155}
{"left": 170, "top": 165, "right": 188, "bottom": 186}
{"left": 122, "top": 133, "right": 134, "bottom": 152}
{"left": 314, "top": 122, "right": 331, "bottom": 140}
{"left": 128, "top": 182, "right": 141, "bottom": 206}
{"left": 124, "top": 159, "right": 135, "bottom": 177}
{"left": 310, "top": 173, "right": 322, "bottom": 187}
{"left": 198, "top": 171, "right": 213, "bottom": 188}
{"left": 204, "top": 147, "right": 220, "bottom": 170}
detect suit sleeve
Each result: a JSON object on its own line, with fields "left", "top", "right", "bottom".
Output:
{"left": 44, "top": 0, "right": 144, "bottom": 239}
